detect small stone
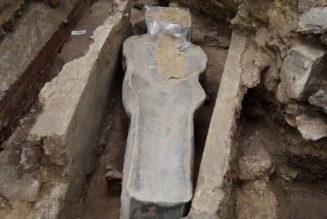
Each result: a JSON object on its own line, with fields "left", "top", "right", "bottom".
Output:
{"left": 263, "top": 64, "right": 279, "bottom": 92}
{"left": 241, "top": 42, "right": 261, "bottom": 88}
{"left": 254, "top": 48, "right": 274, "bottom": 71}
{"left": 203, "top": 35, "right": 230, "bottom": 48}
{"left": 298, "top": 0, "right": 327, "bottom": 13}
{"left": 236, "top": 179, "right": 278, "bottom": 219}
{"left": 0, "top": 81, "right": 9, "bottom": 94}
{"left": 243, "top": 0, "right": 271, "bottom": 22}
{"left": 0, "top": 143, "right": 42, "bottom": 203}
{"left": 276, "top": 83, "right": 290, "bottom": 104}
{"left": 285, "top": 104, "right": 305, "bottom": 115}
{"left": 280, "top": 45, "right": 327, "bottom": 101}
{"left": 285, "top": 114, "right": 297, "bottom": 128}
{"left": 105, "top": 165, "right": 122, "bottom": 182}
{"left": 238, "top": 148, "right": 274, "bottom": 181}
{"left": 296, "top": 112, "right": 327, "bottom": 141}
{"left": 308, "top": 88, "right": 327, "bottom": 113}
{"left": 254, "top": 28, "right": 269, "bottom": 48}
{"left": 105, "top": 165, "right": 122, "bottom": 193}
{"left": 287, "top": 144, "right": 327, "bottom": 179}
{"left": 0, "top": 195, "right": 10, "bottom": 209}
{"left": 298, "top": 7, "right": 327, "bottom": 34}
{"left": 280, "top": 165, "right": 299, "bottom": 181}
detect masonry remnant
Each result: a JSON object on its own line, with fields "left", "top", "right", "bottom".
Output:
{"left": 279, "top": 44, "right": 327, "bottom": 101}
{"left": 0, "top": 1, "right": 130, "bottom": 218}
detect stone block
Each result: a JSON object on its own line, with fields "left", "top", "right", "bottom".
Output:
{"left": 296, "top": 112, "right": 327, "bottom": 141}
{"left": 241, "top": 41, "right": 261, "bottom": 88}
{"left": 0, "top": 140, "right": 41, "bottom": 203}
{"left": 298, "top": 7, "right": 327, "bottom": 34}
{"left": 280, "top": 45, "right": 327, "bottom": 101}
{"left": 238, "top": 148, "right": 274, "bottom": 181}
{"left": 187, "top": 30, "right": 247, "bottom": 219}
{"left": 236, "top": 180, "right": 277, "bottom": 219}
{"left": 298, "top": 0, "right": 327, "bottom": 13}
{"left": 276, "top": 83, "right": 291, "bottom": 103}
{"left": 309, "top": 88, "right": 327, "bottom": 113}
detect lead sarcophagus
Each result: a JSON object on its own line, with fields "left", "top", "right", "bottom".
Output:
{"left": 121, "top": 7, "right": 207, "bottom": 218}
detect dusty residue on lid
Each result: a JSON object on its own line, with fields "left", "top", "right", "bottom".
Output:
{"left": 153, "top": 34, "right": 187, "bottom": 80}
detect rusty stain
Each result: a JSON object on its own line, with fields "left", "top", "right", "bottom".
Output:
{"left": 0, "top": 0, "right": 85, "bottom": 145}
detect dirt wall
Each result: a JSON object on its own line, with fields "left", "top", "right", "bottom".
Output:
{"left": 170, "top": 0, "right": 327, "bottom": 145}
{"left": 171, "top": 1, "right": 327, "bottom": 217}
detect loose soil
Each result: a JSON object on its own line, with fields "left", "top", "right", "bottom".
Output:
{"left": 146, "top": 7, "right": 191, "bottom": 27}
{"left": 154, "top": 34, "right": 187, "bottom": 80}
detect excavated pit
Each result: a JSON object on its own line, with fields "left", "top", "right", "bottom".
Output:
{"left": 0, "top": 0, "right": 231, "bottom": 218}
{"left": 1, "top": 0, "right": 327, "bottom": 218}
{"left": 231, "top": 88, "right": 327, "bottom": 219}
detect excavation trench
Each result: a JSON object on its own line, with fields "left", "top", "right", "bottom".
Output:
{"left": 80, "top": 1, "right": 232, "bottom": 218}
{"left": 2, "top": 0, "right": 327, "bottom": 218}
{"left": 0, "top": 0, "right": 85, "bottom": 145}
{"left": 0, "top": 1, "right": 130, "bottom": 218}
{"left": 0, "top": 0, "right": 232, "bottom": 218}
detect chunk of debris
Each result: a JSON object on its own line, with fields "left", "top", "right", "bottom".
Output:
{"left": 236, "top": 179, "right": 278, "bottom": 219}
{"left": 105, "top": 165, "right": 122, "bottom": 182}
{"left": 241, "top": 41, "right": 261, "bottom": 88}
{"left": 285, "top": 114, "right": 297, "bottom": 128}
{"left": 279, "top": 165, "right": 299, "bottom": 181}
{"left": 105, "top": 165, "right": 122, "bottom": 193}
{"left": 238, "top": 148, "right": 274, "bottom": 181}
{"left": 296, "top": 112, "right": 327, "bottom": 141}
{"left": 276, "top": 83, "right": 291, "bottom": 104}
{"left": 298, "top": 7, "right": 327, "bottom": 34}
{"left": 285, "top": 103, "right": 306, "bottom": 116}
{"left": 263, "top": 64, "right": 279, "bottom": 92}
{"left": 298, "top": 0, "right": 326, "bottom": 13}
{"left": 280, "top": 45, "right": 327, "bottom": 101}
{"left": 309, "top": 88, "right": 327, "bottom": 113}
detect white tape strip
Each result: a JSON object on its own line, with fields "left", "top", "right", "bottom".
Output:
{"left": 71, "top": 30, "right": 86, "bottom": 36}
